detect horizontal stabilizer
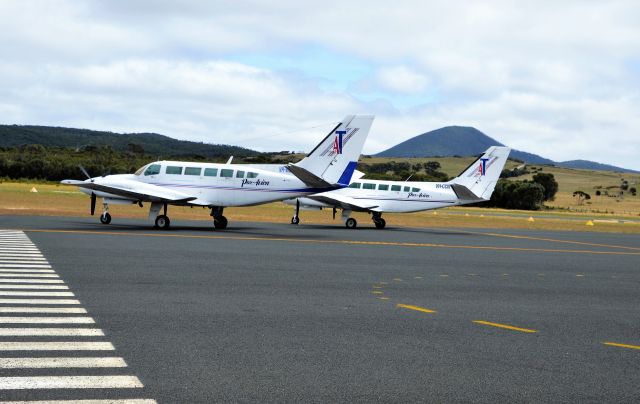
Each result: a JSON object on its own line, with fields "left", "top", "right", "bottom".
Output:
{"left": 287, "top": 164, "right": 333, "bottom": 189}
{"left": 450, "top": 184, "right": 484, "bottom": 202}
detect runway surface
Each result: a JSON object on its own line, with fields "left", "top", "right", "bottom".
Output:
{"left": 0, "top": 215, "right": 638, "bottom": 403}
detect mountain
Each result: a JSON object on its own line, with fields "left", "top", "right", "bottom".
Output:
{"left": 375, "top": 126, "right": 636, "bottom": 173}
{"left": 0, "top": 125, "right": 259, "bottom": 158}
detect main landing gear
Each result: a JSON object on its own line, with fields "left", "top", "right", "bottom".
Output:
{"left": 153, "top": 203, "right": 170, "bottom": 230}
{"left": 291, "top": 199, "right": 300, "bottom": 225}
{"left": 211, "top": 207, "right": 228, "bottom": 230}
{"left": 372, "top": 212, "right": 386, "bottom": 229}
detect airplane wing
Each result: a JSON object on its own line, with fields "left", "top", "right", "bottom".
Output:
{"left": 309, "top": 193, "right": 378, "bottom": 211}
{"left": 61, "top": 179, "right": 197, "bottom": 203}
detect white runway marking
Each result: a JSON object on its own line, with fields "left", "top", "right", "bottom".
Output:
{"left": 0, "top": 307, "right": 86, "bottom": 313}
{"left": 0, "top": 299, "right": 81, "bottom": 304}
{"left": 0, "top": 317, "right": 94, "bottom": 324}
{"left": 0, "top": 278, "right": 64, "bottom": 284}
{"left": 0, "top": 285, "right": 69, "bottom": 289}
{"left": 0, "top": 291, "right": 74, "bottom": 297}
{"left": 0, "top": 327, "right": 101, "bottom": 335}
{"left": 0, "top": 231, "right": 152, "bottom": 401}
{"left": 0, "top": 341, "right": 115, "bottom": 350}
{"left": 0, "top": 269, "right": 56, "bottom": 272}
{"left": 0, "top": 375, "right": 143, "bottom": 389}
{"left": 0, "top": 357, "right": 125, "bottom": 368}
{"left": 0, "top": 274, "right": 58, "bottom": 277}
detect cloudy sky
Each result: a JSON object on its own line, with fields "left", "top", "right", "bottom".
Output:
{"left": 1, "top": 1, "right": 639, "bottom": 168}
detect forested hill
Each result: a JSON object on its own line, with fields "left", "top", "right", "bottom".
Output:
{"left": 375, "top": 126, "right": 637, "bottom": 173}
{"left": 0, "top": 125, "right": 259, "bottom": 158}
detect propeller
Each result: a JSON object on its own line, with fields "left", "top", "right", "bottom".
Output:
{"left": 333, "top": 207, "right": 337, "bottom": 220}
{"left": 79, "top": 165, "right": 91, "bottom": 180}
{"left": 90, "top": 193, "right": 96, "bottom": 216}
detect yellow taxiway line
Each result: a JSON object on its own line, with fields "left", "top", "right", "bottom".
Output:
{"left": 473, "top": 320, "right": 537, "bottom": 333}
{"left": 21, "top": 229, "right": 640, "bottom": 257}
{"left": 603, "top": 341, "right": 640, "bottom": 350}
{"left": 396, "top": 304, "right": 436, "bottom": 314}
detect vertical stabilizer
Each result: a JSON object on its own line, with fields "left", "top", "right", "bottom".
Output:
{"left": 449, "top": 146, "right": 511, "bottom": 200}
{"left": 289, "top": 115, "right": 374, "bottom": 187}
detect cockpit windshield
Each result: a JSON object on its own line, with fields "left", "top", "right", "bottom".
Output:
{"left": 134, "top": 165, "right": 147, "bottom": 176}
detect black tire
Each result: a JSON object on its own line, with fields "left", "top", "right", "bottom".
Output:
{"left": 215, "top": 215, "right": 228, "bottom": 230}
{"left": 154, "top": 215, "right": 170, "bottom": 229}
{"left": 345, "top": 218, "right": 357, "bottom": 229}
{"left": 99, "top": 212, "right": 111, "bottom": 225}
{"left": 291, "top": 216, "right": 300, "bottom": 225}
{"left": 374, "top": 218, "right": 386, "bottom": 229}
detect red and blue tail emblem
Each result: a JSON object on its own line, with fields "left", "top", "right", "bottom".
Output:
{"left": 478, "top": 158, "right": 490, "bottom": 176}
{"left": 333, "top": 130, "right": 345, "bottom": 154}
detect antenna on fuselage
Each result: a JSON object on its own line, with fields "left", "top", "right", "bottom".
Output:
{"left": 226, "top": 156, "right": 234, "bottom": 164}
{"left": 404, "top": 174, "right": 413, "bottom": 182}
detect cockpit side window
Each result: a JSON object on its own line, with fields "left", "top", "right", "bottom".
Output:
{"left": 143, "top": 164, "right": 161, "bottom": 176}
{"left": 349, "top": 182, "right": 361, "bottom": 189}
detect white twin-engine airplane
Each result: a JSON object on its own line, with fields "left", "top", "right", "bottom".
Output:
{"left": 284, "top": 146, "right": 511, "bottom": 229}
{"left": 61, "top": 115, "right": 374, "bottom": 230}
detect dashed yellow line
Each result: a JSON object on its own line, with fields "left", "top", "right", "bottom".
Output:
{"left": 396, "top": 304, "right": 436, "bottom": 314}
{"left": 473, "top": 320, "right": 537, "bottom": 333}
{"left": 603, "top": 341, "right": 640, "bottom": 350}
{"left": 22, "top": 229, "right": 640, "bottom": 256}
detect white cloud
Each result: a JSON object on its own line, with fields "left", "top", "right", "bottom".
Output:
{"left": 0, "top": 0, "right": 639, "bottom": 169}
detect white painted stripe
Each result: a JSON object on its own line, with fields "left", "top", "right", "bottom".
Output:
{"left": 0, "top": 399, "right": 157, "bottom": 404}
{"left": 0, "top": 268, "right": 56, "bottom": 274}
{"left": 0, "top": 274, "right": 58, "bottom": 277}
{"left": 0, "top": 375, "right": 142, "bottom": 389}
{"left": 0, "top": 327, "right": 99, "bottom": 335}
{"left": 0, "top": 307, "right": 85, "bottom": 313}
{"left": 0, "top": 256, "right": 47, "bottom": 260}
{"left": 0, "top": 357, "right": 125, "bottom": 368}
{"left": 0, "top": 279, "right": 63, "bottom": 283}
{"left": 0, "top": 285, "right": 69, "bottom": 289}
{"left": 0, "top": 244, "right": 35, "bottom": 247}
{"left": 0, "top": 291, "right": 74, "bottom": 296}
{"left": 0, "top": 341, "right": 113, "bottom": 350}
{"left": 0, "top": 265, "right": 53, "bottom": 269}
{"left": 0, "top": 247, "right": 40, "bottom": 250}
{"left": 0, "top": 317, "right": 94, "bottom": 324}
{"left": 0, "top": 299, "right": 80, "bottom": 304}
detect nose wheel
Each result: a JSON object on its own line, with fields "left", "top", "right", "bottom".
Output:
{"left": 99, "top": 212, "right": 111, "bottom": 224}
{"left": 345, "top": 217, "right": 357, "bottom": 229}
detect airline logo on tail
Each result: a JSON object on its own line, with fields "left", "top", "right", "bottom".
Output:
{"left": 333, "top": 130, "right": 346, "bottom": 154}
{"left": 478, "top": 158, "right": 490, "bottom": 176}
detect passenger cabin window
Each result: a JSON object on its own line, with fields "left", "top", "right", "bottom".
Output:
{"left": 391, "top": 185, "right": 401, "bottom": 191}
{"left": 184, "top": 167, "right": 201, "bottom": 176}
{"left": 403, "top": 186, "right": 410, "bottom": 192}
{"left": 362, "top": 183, "right": 375, "bottom": 190}
{"left": 166, "top": 166, "right": 183, "bottom": 175}
{"left": 143, "top": 164, "right": 160, "bottom": 176}
{"left": 349, "top": 182, "right": 361, "bottom": 189}
{"left": 236, "top": 170, "right": 245, "bottom": 178}
{"left": 412, "top": 187, "right": 420, "bottom": 192}
{"left": 247, "top": 172, "right": 258, "bottom": 178}
{"left": 220, "top": 169, "right": 234, "bottom": 178}
{"left": 378, "top": 184, "right": 389, "bottom": 191}
{"left": 204, "top": 168, "right": 218, "bottom": 177}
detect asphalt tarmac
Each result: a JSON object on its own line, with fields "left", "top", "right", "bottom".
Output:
{"left": 0, "top": 215, "right": 639, "bottom": 403}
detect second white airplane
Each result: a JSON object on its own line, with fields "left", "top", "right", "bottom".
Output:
{"left": 285, "top": 146, "right": 511, "bottom": 229}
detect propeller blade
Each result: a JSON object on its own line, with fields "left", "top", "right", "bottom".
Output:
{"left": 90, "top": 193, "right": 96, "bottom": 216}
{"left": 79, "top": 165, "right": 91, "bottom": 179}
{"left": 332, "top": 207, "right": 337, "bottom": 220}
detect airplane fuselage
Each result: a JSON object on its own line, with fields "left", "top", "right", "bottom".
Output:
{"left": 82, "top": 160, "right": 334, "bottom": 207}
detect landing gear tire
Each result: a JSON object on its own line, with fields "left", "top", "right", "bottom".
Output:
{"left": 374, "top": 218, "right": 386, "bottom": 229}
{"left": 291, "top": 216, "right": 300, "bottom": 225}
{"left": 99, "top": 212, "right": 111, "bottom": 225}
{"left": 345, "top": 218, "right": 357, "bottom": 229}
{"left": 214, "top": 215, "right": 228, "bottom": 230}
{"left": 154, "top": 215, "right": 170, "bottom": 230}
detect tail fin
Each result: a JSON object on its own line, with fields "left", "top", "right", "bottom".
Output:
{"left": 449, "top": 146, "right": 511, "bottom": 200}
{"left": 288, "top": 115, "right": 374, "bottom": 188}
